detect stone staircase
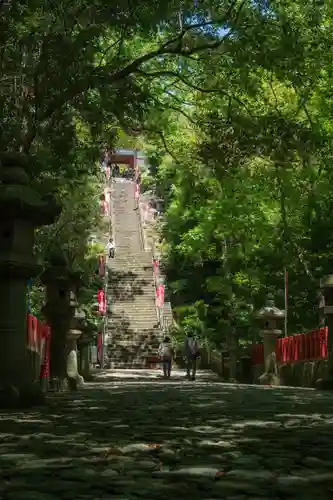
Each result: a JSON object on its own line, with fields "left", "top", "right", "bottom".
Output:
{"left": 107, "top": 179, "right": 162, "bottom": 368}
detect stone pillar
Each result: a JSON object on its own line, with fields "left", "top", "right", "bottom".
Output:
{"left": 317, "top": 274, "right": 333, "bottom": 389}
{"left": 0, "top": 153, "right": 61, "bottom": 407}
{"left": 41, "top": 251, "right": 81, "bottom": 390}
{"left": 256, "top": 294, "right": 285, "bottom": 386}
{"left": 318, "top": 290, "right": 326, "bottom": 328}
{"left": 226, "top": 328, "right": 238, "bottom": 382}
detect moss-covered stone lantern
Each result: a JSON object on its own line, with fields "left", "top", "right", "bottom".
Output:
{"left": 0, "top": 153, "right": 61, "bottom": 407}
{"left": 256, "top": 293, "right": 284, "bottom": 386}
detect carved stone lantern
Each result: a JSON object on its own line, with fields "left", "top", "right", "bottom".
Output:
{"left": 41, "top": 250, "right": 81, "bottom": 390}
{"left": 0, "top": 153, "right": 61, "bottom": 407}
{"left": 256, "top": 293, "right": 285, "bottom": 385}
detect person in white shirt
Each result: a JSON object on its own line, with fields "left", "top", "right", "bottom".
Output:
{"left": 183, "top": 332, "right": 200, "bottom": 380}
{"left": 106, "top": 238, "right": 115, "bottom": 258}
{"left": 158, "top": 336, "right": 175, "bottom": 378}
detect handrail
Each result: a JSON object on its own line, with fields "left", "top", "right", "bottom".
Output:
{"left": 136, "top": 196, "right": 146, "bottom": 252}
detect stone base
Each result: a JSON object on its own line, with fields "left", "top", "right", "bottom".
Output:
{"left": 316, "top": 377, "right": 333, "bottom": 390}
{"left": 0, "top": 382, "right": 45, "bottom": 409}
{"left": 258, "top": 371, "right": 280, "bottom": 386}
{"left": 80, "top": 371, "right": 94, "bottom": 382}
{"left": 49, "top": 375, "right": 84, "bottom": 392}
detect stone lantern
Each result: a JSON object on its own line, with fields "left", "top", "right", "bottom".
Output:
{"left": 0, "top": 153, "right": 61, "bottom": 407}
{"left": 41, "top": 250, "right": 81, "bottom": 390}
{"left": 317, "top": 274, "right": 333, "bottom": 389}
{"left": 78, "top": 321, "right": 95, "bottom": 381}
{"left": 256, "top": 293, "right": 285, "bottom": 386}
{"left": 66, "top": 303, "right": 85, "bottom": 390}
{"left": 318, "top": 289, "right": 326, "bottom": 329}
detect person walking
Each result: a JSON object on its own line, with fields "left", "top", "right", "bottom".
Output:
{"left": 106, "top": 238, "right": 115, "bottom": 258}
{"left": 158, "top": 336, "right": 175, "bottom": 378}
{"left": 183, "top": 331, "right": 200, "bottom": 381}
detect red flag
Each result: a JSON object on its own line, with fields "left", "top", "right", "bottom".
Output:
{"left": 98, "top": 290, "right": 106, "bottom": 314}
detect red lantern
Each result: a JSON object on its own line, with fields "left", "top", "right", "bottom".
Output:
{"left": 40, "top": 325, "right": 51, "bottom": 381}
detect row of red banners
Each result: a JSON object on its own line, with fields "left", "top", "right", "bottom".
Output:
{"left": 27, "top": 314, "right": 51, "bottom": 380}
{"left": 252, "top": 327, "right": 329, "bottom": 365}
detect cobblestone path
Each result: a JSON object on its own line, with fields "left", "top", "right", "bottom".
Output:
{"left": 1, "top": 369, "right": 333, "bottom": 499}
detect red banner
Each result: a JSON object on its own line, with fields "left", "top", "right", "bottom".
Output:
{"left": 99, "top": 255, "right": 106, "bottom": 278}
{"left": 27, "top": 314, "right": 39, "bottom": 352}
{"left": 98, "top": 289, "right": 106, "bottom": 315}
{"left": 40, "top": 324, "right": 51, "bottom": 380}
{"left": 156, "top": 285, "right": 165, "bottom": 308}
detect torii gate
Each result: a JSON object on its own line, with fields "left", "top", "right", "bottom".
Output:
{"left": 107, "top": 148, "right": 146, "bottom": 171}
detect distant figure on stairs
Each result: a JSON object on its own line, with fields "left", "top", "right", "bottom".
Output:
{"left": 106, "top": 238, "right": 116, "bottom": 259}
{"left": 158, "top": 336, "right": 175, "bottom": 379}
{"left": 183, "top": 331, "right": 201, "bottom": 381}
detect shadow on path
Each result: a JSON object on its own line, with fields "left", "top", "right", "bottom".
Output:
{"left": 1, "top": 371, "right": 333, "bottom": 499}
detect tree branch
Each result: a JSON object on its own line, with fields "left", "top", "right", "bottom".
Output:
{"left": 136, "top": 69, "right": 254, "bottom": 116}
{"left": 23, "top": 1, "right": 246, "bottom": 150}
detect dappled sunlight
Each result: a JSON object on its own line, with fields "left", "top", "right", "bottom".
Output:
{"left": 1, "top": 373, "right": 333, "bottom": 497}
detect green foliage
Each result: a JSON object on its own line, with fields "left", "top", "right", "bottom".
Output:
{"left": 131, "top": 1, "right": 333, "bottom": 349}
{"left": 4, "top": 1, "right": 333, "bottom": 350}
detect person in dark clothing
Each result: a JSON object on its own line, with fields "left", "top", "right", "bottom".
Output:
{"left": 158, "top": 336, "right": 175, "bottom": 378}
{"left": 183, "top": 332, "right": 200, "bottom": 380}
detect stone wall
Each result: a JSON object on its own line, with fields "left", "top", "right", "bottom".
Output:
{"left": 252, "top": 360, "right": 328, "bottom": 387}
{"left": 199, "top": 345, "right": 329, "bottom": 388}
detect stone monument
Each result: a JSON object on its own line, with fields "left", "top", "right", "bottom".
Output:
{"left": 0, "top": 153, "right": 61, "bottom": 407}
{"left": 256, "top": 293, "right": 285, "bottom": 386}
